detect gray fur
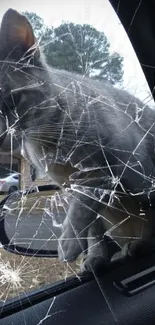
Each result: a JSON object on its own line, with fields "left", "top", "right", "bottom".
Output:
{"left": 0, "top": 9, "right": 155, "bottom": 269}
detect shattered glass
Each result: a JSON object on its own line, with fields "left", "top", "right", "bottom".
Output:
{"left": 0, "top": 0, "right": 154, "bottom": 323}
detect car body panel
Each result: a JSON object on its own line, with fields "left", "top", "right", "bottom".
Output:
{"left": 0, "top": 173, "right": 19, "bottom": 193}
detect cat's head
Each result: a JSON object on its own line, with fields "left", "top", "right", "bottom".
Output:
{"left": 0, "top": 9, "right": 55, "bottom": 149}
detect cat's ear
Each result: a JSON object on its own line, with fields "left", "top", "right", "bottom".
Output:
{"left": 0, "top": 9, "right": 39, "bottom": 54}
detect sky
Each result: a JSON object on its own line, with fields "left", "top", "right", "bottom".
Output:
{"left": 0, "top": 0, "right": 153, "bottom": 105}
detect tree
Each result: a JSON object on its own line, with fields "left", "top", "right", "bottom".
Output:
{"left": 94, "top": 52, "right": 124, "bottom": 85}
{"left": 23, "top": 12, "right": 124, "bottom": 85}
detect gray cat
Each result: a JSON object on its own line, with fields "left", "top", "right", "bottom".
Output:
{"left": 0, "top": 9, "right": 155, "bottom": 272}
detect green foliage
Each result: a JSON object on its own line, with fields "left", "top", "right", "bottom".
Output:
{"left": 23, "top": 12, "right": 124, "bottom": 85}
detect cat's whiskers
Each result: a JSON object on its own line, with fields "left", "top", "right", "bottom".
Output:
{"left": 27, "top": 136, "right": 56, "bottom": 148}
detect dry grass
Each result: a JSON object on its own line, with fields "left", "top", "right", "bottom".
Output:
{"left": 0, "top": 189, "right": 81, "bottom": 303}
{"left": 0, "top": 248, "right": 81, "bottom": 302}
{"left": 0, "top": 194, "right": 6, "bottom": 201}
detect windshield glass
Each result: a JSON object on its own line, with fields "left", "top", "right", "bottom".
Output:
{"left": 0, "top": 0, "right": 154, "bottom": 318}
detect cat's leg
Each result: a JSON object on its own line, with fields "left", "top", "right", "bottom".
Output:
{"left": 111, "top": 239, "right": 155, "bottom": 261}
{"left": 58, "top": 213, "right": 87, "bottom": 262}
{"left": 58, "top": 192, "right": 100, "bottom": 262}
{"left": 81, "top": 217, "right": 121, "bottom": 272}
{"left": 80, "top": 217, "right": 109, "bottom": 273}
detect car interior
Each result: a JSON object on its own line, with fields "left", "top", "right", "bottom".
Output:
{"left": 0, "top": 1, "right": 155, "bottom": 324}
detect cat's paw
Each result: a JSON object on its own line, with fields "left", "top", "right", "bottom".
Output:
{"left": 111, "top": 244, "right": 129, "bottom": 261}
{"left": 80, "top": 255, "right": 108, "bottom": 273}
{"left": 111, "top": 239, "right": 155, "bottom": 261}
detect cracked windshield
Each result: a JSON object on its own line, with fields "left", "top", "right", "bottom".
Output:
{"left": 0, "top": 0, "right": 154, "bottom": 317}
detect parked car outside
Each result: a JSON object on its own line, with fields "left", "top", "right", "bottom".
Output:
{"left": 0, "top": 173, "right": 19, "bottom": 194}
